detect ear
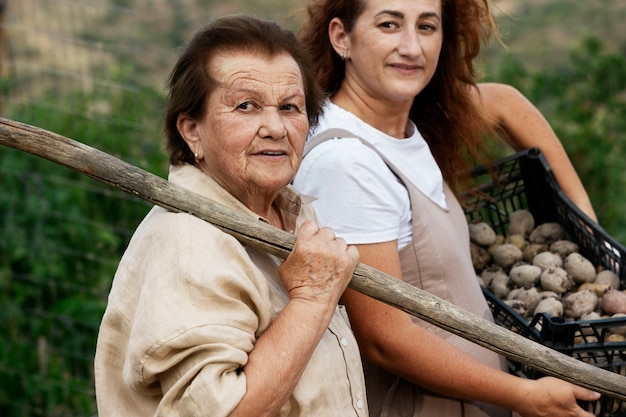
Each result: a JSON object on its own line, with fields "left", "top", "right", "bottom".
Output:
{"left": 328, "top": 17, "right": 350, "bottom": 58}
{"left": 176, "top": 114, "right": 202, "bottom": 156}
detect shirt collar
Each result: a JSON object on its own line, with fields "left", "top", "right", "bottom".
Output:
{"left": 168, "top": 163, "right": 308, "bottom": 234}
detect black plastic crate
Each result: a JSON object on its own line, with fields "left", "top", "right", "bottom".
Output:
{"left": 463, "top": 148, "right": 626, "bottom": 416}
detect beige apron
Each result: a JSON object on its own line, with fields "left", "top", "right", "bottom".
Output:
{"left": 306, "top": 130, "right": 510, "bottom": 417}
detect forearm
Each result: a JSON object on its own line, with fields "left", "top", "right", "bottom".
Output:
{"left": 361, "top": 309, "right": 528, "bottom": 409}
{"left": 230, "top": 222, "right": 357, "bottom": 416}
{"left": 229, "top": 299, "right": 335, "bottom": 417}
{"left": 478, "top": 82, "right": 597, "bottom": 222}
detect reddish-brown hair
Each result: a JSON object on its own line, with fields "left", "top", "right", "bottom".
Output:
{"left": 299, "top": 0, "right": 498, "bottom": 195}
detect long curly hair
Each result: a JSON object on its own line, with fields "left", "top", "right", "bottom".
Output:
{"left": 299, "top": 0, "right": 499, "bottom": 195}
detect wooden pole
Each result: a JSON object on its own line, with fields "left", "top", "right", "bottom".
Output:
{"left": 1, "top": 116, "right": 626, "bottom": 401}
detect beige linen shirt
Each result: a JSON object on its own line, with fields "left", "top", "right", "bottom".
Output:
{"left": 94, "top": 164, "right": 368, "bottom": 417}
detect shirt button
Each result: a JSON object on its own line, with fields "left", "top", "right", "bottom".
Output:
{"left": 340, "top": 338, "right": 348, "bottom": 346}
{"left": 356, "top": 399, "right": 364, "bottom": 409}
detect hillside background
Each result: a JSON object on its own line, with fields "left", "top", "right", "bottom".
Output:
{"left": 1, "top": 0, "right": 625, "bottom": 415}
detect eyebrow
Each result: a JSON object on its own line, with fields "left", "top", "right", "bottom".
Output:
{"left": 375, "top": 10, "right": 441, "bottom": 21}
{"left": 224, "top": 86, "right": 305, "bottom": 103}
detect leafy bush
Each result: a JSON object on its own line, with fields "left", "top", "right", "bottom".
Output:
{"left": 0, "top": 84, "right": 166, "bottom": 416}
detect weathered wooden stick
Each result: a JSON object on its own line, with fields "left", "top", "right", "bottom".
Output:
{"left": 1, "top": 116, "right": 625, "bottom": 401}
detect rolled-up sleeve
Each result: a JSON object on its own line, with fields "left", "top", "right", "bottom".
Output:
{"left": 120, "top": 210, "right": 273, "bottom": 416}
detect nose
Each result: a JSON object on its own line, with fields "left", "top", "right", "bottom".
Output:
{"left": 258, "top": 108, "right": 287, "bottom": 140}
{"left": 397, "top": 30, "right": 423, "bottom": 58}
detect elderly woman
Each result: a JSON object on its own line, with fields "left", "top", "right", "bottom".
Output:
{"left": 94, "top": 15, "right": 367, "bottom": 417}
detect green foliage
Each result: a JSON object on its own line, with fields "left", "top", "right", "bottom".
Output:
{"left": 488, "top": 35, "right": 626, "bottom": 243}
{"left": 1, "top": 78, "right": 167, "bottom": 415}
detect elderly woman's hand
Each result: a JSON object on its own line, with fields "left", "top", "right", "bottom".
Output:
{"left": 278, "top": 221, "right": 359, "bottom": 307}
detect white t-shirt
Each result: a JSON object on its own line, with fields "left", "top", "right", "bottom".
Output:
{"left": 293, "top": 101, "right": 446, "bottom": 249}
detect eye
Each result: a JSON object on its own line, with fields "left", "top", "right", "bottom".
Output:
{"left": 418, "top": 22, "right": 438, "bottom": 33}
{"left": 379, "top": 21, "right": 400, "bottom": 30}
{"left": 280, "top": 103, "right": 300, "bottom": 112}
{"left": 236, "top": 101, "right": 256, "bottom": 111}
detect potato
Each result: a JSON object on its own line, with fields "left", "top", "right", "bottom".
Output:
{"left": 470, "top": 242, "right": 491, "bottom": 271}
{"left": 489, "top": 272, "right": 512, "bottom": 299}
{"left": 504, "top": 299, "right": 528, "bottom": 317}
{"left": 577, "top": 282, "right": 610, "bottom": 297}
{"left": 580, "top": 311, "right": 603, "bottom": 321}
{"left": 505, "top": 234, "right": 527, "bottom": 251}
{"left": 507, "top": 209, "right": 534, "bottom": 238}
{"left": 539, "top": 267, "right": 573, "bottom": 294}
{"left": 532, "top": 251, "right": 563, "bottom": 270}
{"left": 601, "top": 289, "right": 626, "bottom": 315}
{"left": 509, "top": 264, "right": 542, "bottom": 288}
{"left": 481, "top": 264, "right": 505, "bottom": 281}
{"left": 594, "top": 270, "right": 620, "bottom": 290}
{"left": 522, "top": 243, "right": 549, "bottom": 263}
{"left": 469, "top": 216, "right": 624, "bottom": 324}
{"left": 508, "top": 287, "right": 542, "bottom": 315}
{"left": 529, "top": 222, "right": 565, "bottom": 244}
{"left": 563, "top": 252, "right": 596, "bottom": 284}
{"left": 539, "top": 290, "right": 559, "bottom": 299}
{"left": 482, "top": 265, "right": 512, "bottom": 298}
{"left": 487, "top": 235, "right": 505, "bottom": 256}
{"left": 492, "top": 244, "right": 523, "bottom": 270}
{"left": 534, "top": 297, "right": 564, "bottom": 318}
{"left": 607, "top": 313, "right": 626, "bottom": 336}
{"left": 563, "top": 290, "right": 598, "bottom": 319}
{"left": 606, "top": 333, "right": 626, "bottom": 342}
{"left": 468, "top": 221, "right": 497, "bottom": 247}
{"left": 549, "top": 240, "right": 579, "bottom": 258}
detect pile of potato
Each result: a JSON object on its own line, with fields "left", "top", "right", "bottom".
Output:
{"left": 470, "top": 209, "right": 626, "bottom": 342}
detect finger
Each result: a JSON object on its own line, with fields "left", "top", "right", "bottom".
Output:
{"left": 332, "top": 236, "right": 351, "bottom": 252}
{"left": 346, "top": 244, "right": 360, "bottom": 263}
{"left": 297, "top": 220, "right": 321, "bottom": 238}
{"left": 573, "top": 386, "right": 601, "bottom": 402}
{"left": 317, "top": 226, "right": 337, "bottom": 240}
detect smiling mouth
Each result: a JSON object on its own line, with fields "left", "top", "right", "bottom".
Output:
{"left": 391, "top": 64, "right": 421, "bottom": 72}
{"left": 395, "top": 63, "right": 419, "bottom": 68}
{"left": 259, "top": 151, "right": 286, "bottom": 156}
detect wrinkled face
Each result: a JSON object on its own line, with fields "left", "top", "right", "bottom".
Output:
{"left": 181, "top": 50, "right": 309, "bottom": 206}
{"left": 344, "top": 0, "right": 443, "bottom": 104}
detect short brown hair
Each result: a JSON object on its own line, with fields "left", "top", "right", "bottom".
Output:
{"left": 164, "top": 14, "right": 325, "bottom": 166}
